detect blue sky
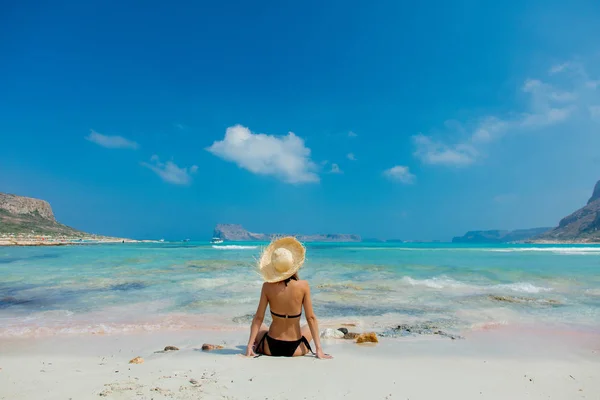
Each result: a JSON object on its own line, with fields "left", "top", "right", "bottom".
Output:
{"left": 1, "top": 0, "right": 600, "bottom": 240}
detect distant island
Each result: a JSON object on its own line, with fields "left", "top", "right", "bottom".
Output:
{"left": 531, "top": 179, "right": 600, "bottom": 243}
{"left": 453, "top": 179, "right": 600, "bottom": 244}
{"left": 0, "top": 192, "right": 131, "bottom": 246}
{"left": 213, "top": 224, "right": 361, "bottom": 242}
{"left": 452, "top": 227, "right": 552, "bottom": 244}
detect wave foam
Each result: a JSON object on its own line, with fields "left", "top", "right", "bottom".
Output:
{"left": 495, "top": 282, "right": 553, "bottom": 294}
{"left": 401, "top": 276, "right": 470, "bottom": 289}
{"left": 489, "top": 247, "right": 600, "bottom": 255}
{"left": 401, "top": 276, "right": 553, "bottom": 294}
{"left": 212, "top": 245, "right": 258, "bottom": 250}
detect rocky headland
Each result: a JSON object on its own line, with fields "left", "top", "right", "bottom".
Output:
{"left": 0, "top": 192, "right": 131, "bottom": 246}
{"left": 531, "top": 179, "right": 600, "bottom": 243}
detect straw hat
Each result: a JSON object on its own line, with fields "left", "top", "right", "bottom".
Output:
{"left": 258, "top": 237, "right": 306, "bottom": 283}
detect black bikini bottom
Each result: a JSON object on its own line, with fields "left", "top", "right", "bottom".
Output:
{"left": 256, "top": 334, "right": 313, "bottom": 357}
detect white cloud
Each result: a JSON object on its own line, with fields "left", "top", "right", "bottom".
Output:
{"left": 383, "top": 165, "right": 416, "bottom": 184}
{"left": 174, "top": 123, "right": 187, "bottom": 130}
{"left": 206, "top": 125, "right": 319, "bottom": 184}
{"left": 414, "top": 61, "right": 599, "bottom": 167}
{"left": 413, "top": 134, "right": 477, "bottom": 166}
{"left": 329, "top": 163, "right": 342, "bottom": 174}
{"left": 348, "top": 131, "right": 358, "bottom": 137}
{"left": 549, "top": 63, "right": 571, "bottom": 75}
{"left": 141, "top": 157, "right": 197, "bottom": 185}
{"left": 86, "top": 130, "right": 138, "bottom": 149}
{"left": 347, "top": 153, "right": 356, "bottom": 161}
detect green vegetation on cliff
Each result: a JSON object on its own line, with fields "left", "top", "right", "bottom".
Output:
{"left": 0, "top": 208, "right": 83, "bottom": 236}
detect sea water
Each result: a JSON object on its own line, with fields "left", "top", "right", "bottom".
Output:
{"left": 1, "top": 242, "right": 599, "bottom": 337}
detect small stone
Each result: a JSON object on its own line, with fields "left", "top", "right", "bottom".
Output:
{"left": 129, "top": 357, "right": 144, "bottom": 364}
{"left": 189, "top": 379, "right": 198, "bottom": 385}
{"left": 320, "top": 328, "right": 344, "bottom": 339}
{"left": 164, "top": 346, "right": 179, "bottom": 351}
{"left": 343, "top": 332, "right": 359, "bottom": 339}
{"left": 337, "top": 327, "right": 349, "bottom": 335}
{"left": 356, "top": 332, "right": 379, "bottom": 344}
{"left": 201, "top": 344, "right": 224, "bottom": 351}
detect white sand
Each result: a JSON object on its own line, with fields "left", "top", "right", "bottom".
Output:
{"left": 0, "top": 328, "right": 598, "bottom": 400}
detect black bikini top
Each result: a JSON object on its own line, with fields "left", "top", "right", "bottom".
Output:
{"left": 271, "top": 310, "right": 302, "bottom": 319}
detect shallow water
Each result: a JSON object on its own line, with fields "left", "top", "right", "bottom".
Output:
{"left": 0, "top": 242, "right": 599, "bottom": 337}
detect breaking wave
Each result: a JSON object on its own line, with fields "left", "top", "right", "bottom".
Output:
{"left": 212, "top": 245, "right": 258, "bottom": 250}
{"left": 488, "top": 247, "right": 600, "bottom": 255}
{"left": 401, "top": 276, "right": 553, "bottom": 293}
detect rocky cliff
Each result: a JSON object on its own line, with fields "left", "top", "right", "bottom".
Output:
{"left": 213, "top": 224, "right": 361, "bottom": 242}
{"left": 0, "top": 193, "right": 56, "bottom": 221}
{"left": 0, "top": 192, "right": 81, "bottom": 236}
{"left": 533, "top": 180, "right": 600, "bottom": 242}
{"left": 452, "top": 227, "right": 551, "bottom": 243}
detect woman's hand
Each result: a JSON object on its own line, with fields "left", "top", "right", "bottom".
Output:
{"left": 316, "top": 349, "right": 332, "bottom": 359}
{"left": 245, "top": 345, "right": 256, "bottom": 357}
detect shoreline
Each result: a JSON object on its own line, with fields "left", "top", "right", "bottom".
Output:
{"left": 3, "top": 239, "right": 600, "bottom": 246}
{"left": 0, "top": 326, "right": 598, "bottom": 399}
{"left": 0, "top": 238, "right": 156, "bottom": 247}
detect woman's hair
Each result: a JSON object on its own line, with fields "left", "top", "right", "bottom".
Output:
{"left": 282, "top": 273, "right": 299, "bottom": 286}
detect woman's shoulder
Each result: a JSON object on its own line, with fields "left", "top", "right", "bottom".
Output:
{"left": 294, "top": 279, "right": 310, "bottom": 289}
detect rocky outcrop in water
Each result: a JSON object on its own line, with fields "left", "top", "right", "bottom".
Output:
{"left": 452, "top": 227, "right": 551, "bottom": 243}
{"left": 213, "top": 224, "right": 267, "bottom": 241}
{"left": 213, "top": 224, "right": 361, "bottom": 242}
{"left": 533, "top": 179, "right": 600, "bottom": 243}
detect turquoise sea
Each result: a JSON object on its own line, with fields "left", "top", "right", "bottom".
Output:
{"left": 1, "top": 242, "right": 600, "bottom": 337}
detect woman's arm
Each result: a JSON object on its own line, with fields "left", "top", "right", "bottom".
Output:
{"left": 245, "top": 283, "right": 268, "bottom": 356}
{"left": 303, "top": 281, "right": 332, "bottom": 359}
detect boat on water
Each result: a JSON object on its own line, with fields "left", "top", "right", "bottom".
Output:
{"left": 210, "top": 237, "right": 224, "bottom": 244}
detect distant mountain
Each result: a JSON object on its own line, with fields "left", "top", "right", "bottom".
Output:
{"left": 533, "top": 180, "right": 600, "bottom": 243}
{"left": 452, "top": 227, "right": 552, "bottom": 244}
{"left": 0, "top": 193, "right": 84, "bottom": 236}
{"left": 213, "top": 224, "right": 361, "bottom": 242}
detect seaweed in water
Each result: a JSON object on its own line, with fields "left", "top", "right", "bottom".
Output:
{"left": 381, "top": 321, "right": 464, "bottom": 340}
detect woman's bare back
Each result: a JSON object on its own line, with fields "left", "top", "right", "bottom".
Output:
{"left": 263, "top": 279, "right": 306, "bottom": 340}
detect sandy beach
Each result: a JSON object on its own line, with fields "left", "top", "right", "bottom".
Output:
{"left": 1, "top": 326, "right": 598, "bottom": 400}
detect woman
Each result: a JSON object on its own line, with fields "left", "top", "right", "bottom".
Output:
{"left": 245, "top": 237, "right": 332, "bottom": 359}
